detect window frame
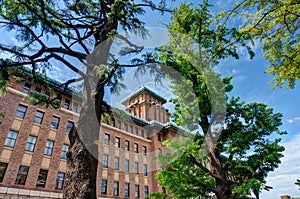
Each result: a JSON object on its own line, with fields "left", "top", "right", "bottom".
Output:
{"left": 135, "top": 184, "right": 140, "bottom": 198}
{"left": 15, "top": 104, "right": 27, "bottom": 119}
{"left": 66, "top": 121, "right": 74, "bottom": 133}
{"left": 64, "top": 99, "right": 71, "bottom": 109}
{"left": 114, "top": 157, "right": 119, "bottom": 170}
{"left": 124, "top": 183, "right": 130, "bottom": 197}
{"left": 36, "top": 169, "right": 48, "bottom": 188}
{"left": 61, "top": 144, "right": 69, "bottom": 159}
{"left": 101, "top": 179, "right": 107, "bottom": 195}
{"left": 143, "top": 164, "right": 148, "bottom": 176}
{"left": 134, "top": 143, "right": 139, "bottom": 153}
{"left": 102, "top": 154, "right": 109, "bottom": 168}
{"left": 55, "top": 172, "right": 65, "bottom": 190}
{"left": 50, "top": 116, "right": 60, "bottom": 130}
{"left": 15, "top": 166, "right": 29, "bottom": 185}
{"left": 25, "top": 135, "right": 37, "bottom": 152}
{"left": 124, "top": 159, "right": 129, "bottom": 172}
{"left": 22, "top": 83, "right": 31, "bottom": 94}
{"left": 44, "top": 140, "right": 54, "bottom": 156}
{"left": 34, "top": 110, "right": 44, "bottom": 124}
{"left": 115, "top": 137, "right": 120, "bottom": 148}
{"left": 104, "top": 134, "right": 110, "bottom": 145}
{"left": 113, "top": 181, "right": 119, "bottom": 196}
{"left": 142, "top": 146, "right": 147, "bottom": 156}
{"left": 0, "top": 162, "right": 8, "bottom": 183}
{"left": 4, "top": 130, "right": 18, "bottom": 148}
{"left": 134, "top": 162, "right": 139, "bottom": 174}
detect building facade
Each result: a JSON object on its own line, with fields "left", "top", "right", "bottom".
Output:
{"left": 0, "top": 74, "right": 183, "bottom": 198}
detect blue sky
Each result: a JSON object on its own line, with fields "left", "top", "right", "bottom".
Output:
{"left": 1, "top": 0, "right": 299, "bottom": 198}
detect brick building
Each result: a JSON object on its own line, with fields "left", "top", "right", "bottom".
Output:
{"left": 0, "top": 73, "right": 183, "bottom": 198}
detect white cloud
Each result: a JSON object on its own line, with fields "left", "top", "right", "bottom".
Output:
{"left": 261, "top": 133, "right": 300, "bottom": 199}
{"left": 287, "top": 117, "right": 300, "bottom": 124}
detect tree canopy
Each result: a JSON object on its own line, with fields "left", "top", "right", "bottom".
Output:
{"left": 221, "top": 0, "right": 300, "bottom": 88}
{"left": 147, "top": 1, "right": 287, "bottom": 199}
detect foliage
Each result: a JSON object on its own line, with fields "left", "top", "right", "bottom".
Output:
{"left": 0, "top": 0, "right": 174, "bottom": 198}
{"left": 221, "top": 0, "right": 300, "bottom": 88}
{"left": 151, "top": 1, "right": 286, "bottom": 199}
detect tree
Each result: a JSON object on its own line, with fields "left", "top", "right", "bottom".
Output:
{"left": 220, "top": 0, "right": 300, "bottom": 89}
{"left": 0, "top": 0, "right": 172, "bottom": 198}
{"left": 146, "top": 2, "right": 286, "bottom": 199}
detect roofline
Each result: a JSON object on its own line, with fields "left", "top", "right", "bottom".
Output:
{"left": 121, "top": 86, "right": 167, "bottom": 105}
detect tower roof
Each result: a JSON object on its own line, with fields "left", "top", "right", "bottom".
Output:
{"left": 121, "top": 86, "right": 167, "bottom": 105}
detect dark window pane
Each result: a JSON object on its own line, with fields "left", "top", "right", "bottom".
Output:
{"left": 36, "top": 169, "right": 48, "bottom": 187}
{"left": 0, "top": 162, "right": 8, "bottom": 182}
{"left": 22, "top": 83, "right": 31, "bottom": 94}
{"left": 15, "top": 166, "right": 29, "bottom": 185}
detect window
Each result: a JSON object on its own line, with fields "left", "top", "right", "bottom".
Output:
{"left": 125, "top": 140, "right": 130, "bottom": 151}
{"left": 55, "top": 96, "right": 61, "bottom": 107}
{"left": 61, "top": 144, "right": 69, "bottom": 159}
{"left": 117, "top": 120, "right": 121, "bottom": 129}
{"left": 66, "top": 121, "right": 74, "bottom": 133}
{"left": 124, "top": 123, "right": 128, "bottom": 132}
{"left": 22, "top": 83, "right": 31, "bottom": 94}
{"left": 102, "top": 154, "right": 108, "bottom": 168}
{"left": 144, "top": 186, "right": 149, "bottom": 197}
{"left": 64, "top": 99, "right": 70, "bottom": 109}
{"left": 4, "top": 130, "right": 18, "bottom": 148}
{"left": 104, "top": 119, "right": 109, "bottom": 124}
{"left": 135, "top": 127, "right": 139, "bottom": 136}
{"left": 72, "top": 102, "right": 78, "bottom": 113}
{"left": 130, "top": 125, "right": 133, "bottom": 134}
{"left": 141, "top": 130, "right": 145, "bottom": 138}
{"left": 143, "top": 164, "right": 147, "bottom": 176}
{"left": 104, "top": 134, "right": 110, "bottom": 145}
{"left": 124, "top": 183, "right": 130, "bottom": 197}
{"left": 101, "top": 179, "right": 107, "bottom": 195}
{"left": 36, "top": 169, "right": 48, "bottom": 187}
{"left": 113, "top": 181, "right": 119, "bottom": 196}
{"left": 134, "top": 162, "right": 139, "bottom": 174}
{"left": 15, "top": 104, "right": 27, "bottom": 119}
{"left": 45, "top": 91, "right": 50, "bottom": 99}
{"left": 142, "top": 146, "right": 147, "bottom": 156}
{"left": 34, "top": 87, "right": 41, "bottom": 94}
{"left": 44, "top": 140, "right": 54, "bottom": 156}
{"left": 134, "top": 143, "right": 138, "bottom": 153}
{"left": 50, "top": 116, "right": 60, "bottom": 130}
{"left": 15, "top": 166, "right": 29, "bottom": 185}
{"left": 158, "top": 134, "right": 161, "bottom": 141}
{"left": 0, "top": 162, "right": 8, "bottom": 182}
{"left": 111, "top": 118, "right": 115, "bottom": 127}
{"left": 135, "top": 184, "right": 140, "bottom": 198}
{"left": 55, "top": 172, "right": 65, "bottom": 190}
{"left": 34, "top": 111, "right": 44, "bottom": 124}
{"left": 124, "top": 159, "right": 129, "bottom": 172}
{"left": 25, "top": 135, "right": 37, "bottom": 152}
{"left": 115, "top": 137, "right": 120, "bottom": 148}
{"left": 114, "top": 157, "right": 119, "bottom": 170}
